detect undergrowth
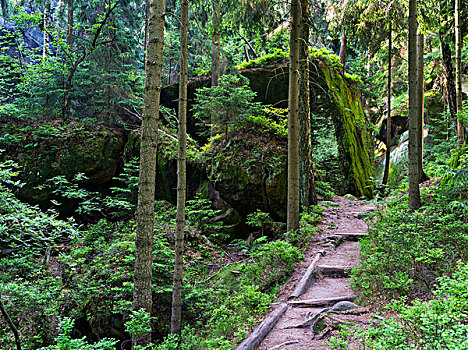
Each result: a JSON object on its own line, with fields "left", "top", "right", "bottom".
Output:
{"left": 328, "top": 139, "right": 468, "bottom": 349}
{"left": 0, "top": 156, "right": 322, "bottom": 349}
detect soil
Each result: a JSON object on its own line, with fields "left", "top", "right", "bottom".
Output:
{"left": 253, "top": 196, "right": 375, "bottom": 350}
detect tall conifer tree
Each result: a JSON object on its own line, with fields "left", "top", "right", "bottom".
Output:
{"left": 171, "top": 0, "right": 188, "bottom": 336}
{"left": 133, "top": 0, "right": 165, "bottom": 346}
{"left": 408, "top": 0, "right": 421, "bottom": 211}
{"left": 287, "top": 0, "right": 301, "bottom": 231}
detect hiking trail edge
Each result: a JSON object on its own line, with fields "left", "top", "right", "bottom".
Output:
{"left": 236, "top": 195, "right": 375, "bottom": 350}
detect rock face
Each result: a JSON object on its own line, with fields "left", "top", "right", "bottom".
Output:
{"left": 204, "top": 127, "right": 288, "bottom": 221}
{"left": 0, "top": 122, "right": 206, "bottom": 213}
{"left": 0, "top": 121, "right": 124, "bottom": 207}
{"left": 161, "top": 53, "right": 375, "bottom": 200}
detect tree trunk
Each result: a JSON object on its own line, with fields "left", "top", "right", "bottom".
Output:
{"left": 287, "top": 0, "right": 301, "bottom": 231}
{"left": 417, "top": 33, "right": 428, "bottom": 183}
{"left": 299, "top": 0, "right": 317, "bottom": 206}
{"left": 211, "top": 0, "right": 221, "bottom": 87}
{"left": 1, "top": 0, "right": 7, "bottom": 17}
{"left": 339, "top": 28, "right": 347, "bottom": 69}
{"left": 171, "top": 0, "right": 188, "bottom": 336}
{"left": 43, "top": 0, "right": 51, "bottom": 59}
{"left": 455, "top": 0, "right": 465, "bottom": 146}
{"left": 408, "top": 0, "right": 421, "bottom": 211}
{"left": 440, "top": 34, "right": 457, "bottom": 135}
{"left": 133, "top": 0, "right": 166, "bottom": 347}
{"left": 0, "top": 296, "right": 22, "bottom": 350}
{"left": 67, "top": 0, "right": 74, "bottom": 48}
{"left": 210, "top": 0, "right": 221, "bottom": 137}
{"left": 382, "top": 22, "right": 392, "bottom": 187}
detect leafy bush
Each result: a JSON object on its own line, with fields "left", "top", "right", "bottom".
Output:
{"left": 241, "top": 239, "right": 302, "bottom": 291}
{"left": 352, "top": 191, "right": 468, "bottom": 302}
{"left": 440, "top": 145, "right": 468, "bottom": 200}
{"left": 38, "top": 318, "right": 117, "bottom": 350}
{"left": 0, "top": 159, "right": 78, "bottom": 256}
{"left": 186, "top": 193, "right": 223, "bottom": 239}
{"left": 192, "top": 74, "right": 265, "bottom": 137}
{"left": 330, "top": 263, "right": 468, "bottom": 349}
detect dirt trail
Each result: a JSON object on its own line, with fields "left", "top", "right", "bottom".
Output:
{"left": 238, "top": 196, "right": 375, "bottom": 350}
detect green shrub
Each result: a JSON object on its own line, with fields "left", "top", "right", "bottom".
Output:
{"left": 352, "top": 192, "right": 468, "bottom": 302}
{"left": 330, "top": 263, "right": 468, "bottom": 349}
{"left": 38, "top": 318, "right": 117, "bottom": 350}
{"left": 0, "top": 159, "right": 78, "bottom": 255}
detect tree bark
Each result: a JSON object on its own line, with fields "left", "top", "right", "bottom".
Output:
{"left": 171, "top": 0, "right": 188, "bottom": 336}
{"left": 287, "top": 0, "right": 301, "bottom": 231}
{"left": 67, "top": 0, "right": 74, "bottom": 48}
{"left": 43, "top": 0, "right": 51, "bottom": 59}
{"left": 133, "top": 0, "right": 165, "bottom": 347}
{"left": 210, "top": 0, "right": 221, "bottom": 137}
{"left": 417, "top": 33, "right": 428, "bottom": 183}
{"left": 339, "top": 28, "right": 347, "bottom": 69}
{"left": 455, "top": 0, "right": 465, "bottom": 146}
{"left": 439, "top": 34, "right": 457, "bottom": 135}
{"left": 144, "top": 0, "right": 150, "bottom": 70}
{"left": 0, "top": 295, "right": 22, "bottom": 350}
{"left": 211, "top": 0, "right": 221, "bottom": 87}
{"left": 299, "top": 0, "right": 317, "bottom": 206}
{"left": 408, "top": 0, "right": 421, "bottom": 211}
{"left": 382, "top": 22, "right": 392, "bottom": 187}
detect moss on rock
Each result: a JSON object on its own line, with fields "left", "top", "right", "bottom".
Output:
{"left": 204, "top": 127, "right": 288, "bottom": 221}
{"left": 320, "top": 62, "right": 375, "bottom": 198}
{"left": 0, "top": 121, "right": 124, "bottom": 204}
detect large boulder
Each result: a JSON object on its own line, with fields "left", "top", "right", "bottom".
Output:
{"left": 0, "top": 121, "right": 124, "bottom": 207}
{"left": 162, "top": 50, "right": 375, "bottom": 199}
{"left": 204, "top": 127, "right": 288, "bottom": 221}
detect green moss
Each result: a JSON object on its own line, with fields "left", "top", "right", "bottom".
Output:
{"left": 320, "top": 62, "right": 375, "bottom": 198}
{"left": 0, "top": 123, "right": 124, "bottom": 203}
{"left": 236, "top": 48, "right": 362, "bottom": 84}
{"left": 204, "top": 127, "right": 288, "bottom": 220}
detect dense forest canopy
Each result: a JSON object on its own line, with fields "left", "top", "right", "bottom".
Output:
{"left": 0, "top": 0, "right": 467, "bottom": 349}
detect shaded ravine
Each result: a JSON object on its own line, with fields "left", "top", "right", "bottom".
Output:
{"left": 236, "top": 196, "right": 375, "bottom": 350}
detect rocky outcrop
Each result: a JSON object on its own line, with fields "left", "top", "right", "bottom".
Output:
{"left": 204, "top": 127, "right": 288, "bottom": 221}
{"left": 161, "top": 51, "right": 375, "bottom": 199}
{"left": 0, "top": 121, "right": 124, "bottom": 207}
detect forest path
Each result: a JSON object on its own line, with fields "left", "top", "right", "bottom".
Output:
{"left": 236, "top": 196, "right": 375, "bottom": 350}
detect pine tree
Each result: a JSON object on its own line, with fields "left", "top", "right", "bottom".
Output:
{"left": 299, "top": 0, "right": 317, "bottom": 206}
{"left": 455, "top": 0, "right": 465, "bottom": 146}
{"left": 287, "top": 0, "right": 301, "bottom": 231}
{"left": 408, "top": 0, "right": 421, "bottom": 211}
{"left": 133, "top": 0, "right": 166, "bottom": 347}
{"left": 171, "top": 0, "right": 188, "bottom": 336}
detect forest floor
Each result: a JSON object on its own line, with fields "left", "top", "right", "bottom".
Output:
{"left": 239, "top": 196, "right": 376, "bottom": 350}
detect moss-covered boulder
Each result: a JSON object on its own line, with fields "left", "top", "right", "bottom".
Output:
{"left": 0, "top": 121, "right": 207, "bottom": 212}
{"left": 204, "top": 127, "right": 287, "bottom": 221}
{"left": 161, "top": 49, "right": 375, "bottom": 198}
{"left": 122, "top": 128, "right": 205, "bottom": 204}
{"left": 0, "top": 121, "right": 124, "bottom": 205}
{"left": 320, "top": 62, "right": 375, "bottom": 198}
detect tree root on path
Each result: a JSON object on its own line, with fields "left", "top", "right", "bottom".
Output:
{"left": 283, "top": 304, "right": 370, "bottom": 341}
{"left": 267, "top": 341, "right": 300, "bottom": 350}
